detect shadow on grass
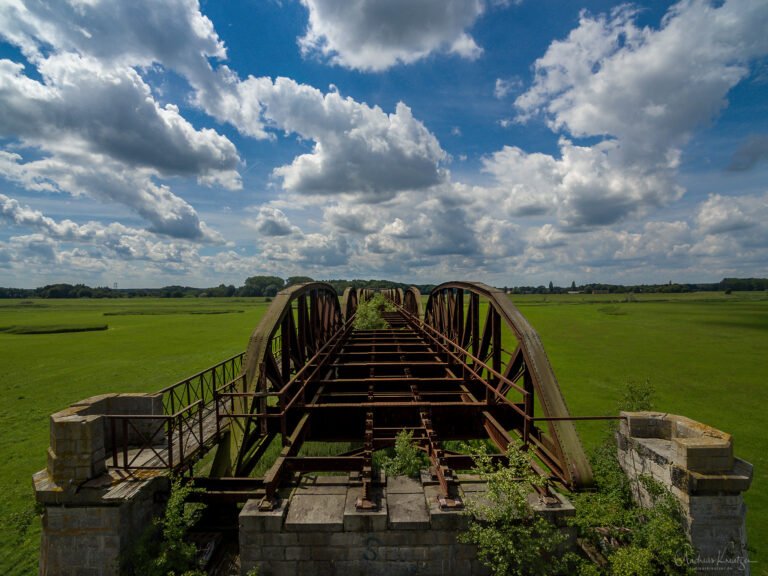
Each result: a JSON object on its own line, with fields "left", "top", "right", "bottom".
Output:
{"left": 0, "top": 324, "right": 108, "bottom": 334}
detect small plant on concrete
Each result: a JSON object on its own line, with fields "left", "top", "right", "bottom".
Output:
{"left": 616, "top": 379, "right": 655, "bottom": 414}
{"left": 380, "top": 429, "right": 425, "bottom": 478}
{"left": 460, "top": 442, "right": 576, "bottom": 576}
{"left": 353, "top": 293, "right": 394, "bottom": 330}
{"left": 124, "top": 476, "right": 206, "bottom": 576}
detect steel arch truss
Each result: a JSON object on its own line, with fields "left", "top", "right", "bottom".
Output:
{"left": 418, "top": 282, "right": 592, "bottom": 488}
{"left": 342, "top": 287, "right": 359, "bottom": 321}
{"left": 381, "top": 287, "right": 404, "bottom": 305}
{"left": 402, "top": 286, "right": 423, "bottom": 318}
{"left": 205, "top": 280, "right": 592, "bottom": 509}
{"left": 212, "top": 283, "right": 347, "bottom": 477}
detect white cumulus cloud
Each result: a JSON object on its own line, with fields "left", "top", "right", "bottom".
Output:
{"left": 516, "top": 0, "right": 768, "bottom": 165}
{"left": 244, "top": 207, "right": 299, "bottom": 237}
{"left": 480, "top": 0, "right": 768, "bottom": 231}
{"left": 243, "top": 77, "right": 448, "bottom": 199}
{"left": 0, "top": 4, "right": 241, "bottom": 241}
{"left": 298, "top": 0, "right": 485, "bottom": 71}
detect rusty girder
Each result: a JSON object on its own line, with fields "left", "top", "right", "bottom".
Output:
{"left": 381, "top": 287, "right": 404, "bottom": 305}
{"left": 211, "top": 282, "right": 346, "bottom": 477}
{"left": 418, "top": 282, "right": 592, "bottom": 488}
{"left": 342, "top": 286, "right": 359, "bottom": 321}
{"left": 203, "top": 280, "right": 592, "bottom": 507}
{"left": 402, "top": 286, "right": 423, "bottom": 318}
{"left": 359, "top": 288, "right": 375, "bottom": 302}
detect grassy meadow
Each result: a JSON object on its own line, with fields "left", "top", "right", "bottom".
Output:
{"left": 0, "top": 297, "right": 270, "bottom": 574}
{"left": 510, "top": 291, "right": 768, "bottom": 572}
{"left": 0, "top": 291, "right": 766, "bottom": 574}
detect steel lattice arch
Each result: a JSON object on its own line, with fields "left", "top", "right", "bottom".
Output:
{"left": 181, "top": 281, "right": 595, "bottom": 508}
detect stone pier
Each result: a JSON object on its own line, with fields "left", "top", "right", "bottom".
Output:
{"left": 239, "top": 473, "right": 575, "bottom": 576}
{"left": 34, "top": 393, "right": 168, "bottom": 576}
{"left": 617, "top": 411, "right": 753, "bottom": 576}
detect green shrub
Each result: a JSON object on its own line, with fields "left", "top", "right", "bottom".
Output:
{"left": 380, "top": 429, "right": 425, "bottom": 478}
{"left": 123, "top": 477, "right": 206, "bottom": 576}
{"left": 353, "top": 293, "right": 394, "bottom": 330}
{"left": 460, "top": 442, "right": 577, "bottom": 575}
{"left": 461, "top": 381, "right": 694, "bottom": 575}
{"left": 569, "top": 381, "right": 695, "bottom": 575}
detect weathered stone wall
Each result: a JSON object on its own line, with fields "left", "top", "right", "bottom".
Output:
{"left": 617, "top": 411, "right": 753, "bottom": 576}
{"left": 46, "top": 393, "right": 164, "bottom": 487}
{"left": 35, "top": 392, "right": 168, "bottom": 576}
{"left": 240, "top": 474, "right": 575, "bottom": 576}
{"left": 39, "top": 505, "right": 122, "bottom": 576}
{"left": 35, "top": 474, "right": 167, "bottom": 576}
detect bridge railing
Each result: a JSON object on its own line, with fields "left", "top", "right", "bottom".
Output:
{"left": 158, "top": 352, "right": 244, "bottom": 416}
{"left": 103, "top": 352, "right": 244, "bottom": 472}
{"left": 106, "top": 400, "right": 204, "bottom": 470}
{"left": 214, "top": 316, "right": 354, "bottom": 435}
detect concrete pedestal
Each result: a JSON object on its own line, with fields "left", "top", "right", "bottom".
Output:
{"left": 240, "top": 474, "right": 575, "bottom": 576}
{"left": 618, "top": 411, "right": 753, "bottom": 576}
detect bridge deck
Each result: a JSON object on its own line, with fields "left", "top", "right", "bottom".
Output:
{"left": 102, "top": 308, "right": 515, "bottom": 505}
{"left": 106, "top": 403, "right": 223, "bottom": 472}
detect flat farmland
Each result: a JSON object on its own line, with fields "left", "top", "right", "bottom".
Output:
{"left": 0, "top": 297, "right": 270, "bottom": 575}
{"left": 1, "top": 292, "right": 766, "bottom": 574}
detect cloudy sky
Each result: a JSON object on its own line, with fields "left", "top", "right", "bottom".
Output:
{"left": 0, "top": 0, "right": 767, "bottom": 288}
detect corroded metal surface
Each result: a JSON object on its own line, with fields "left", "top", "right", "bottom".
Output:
{"left": 214, "top": 282, "right": 345, "bottom": 476}
{"left": 342, "top": 286, "right": 359, "bottom": 321}
{"left": 421, "top": 282, "right": 592, "bottom": 488}
{"left": 403, "top": 286, "right": 423, "bottom": 319}
{"left": 99, "top": 281, "right": 594, "bottom": 502}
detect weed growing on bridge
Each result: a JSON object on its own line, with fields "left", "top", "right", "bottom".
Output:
{"left": 353, "top": 293, "right": 394, "bottom": 330}
{"left": 569, "top": 381, "right": 695, "bottom": 575}
{"left": 123, "top": 477, "right": 206, "bottom": 576}
{"left": 379, "top": 429, "right": 426, "bottom": 478}
{"left": 460, "top": 442, "right": 577, "bottom": 575}
{"left": 461, "top": 382, "right": 694, "bottom": 576}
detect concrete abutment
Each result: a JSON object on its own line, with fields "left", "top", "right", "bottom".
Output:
{"left": 618, "top": 411, "right": 753, "bottom": 575}
{"left": 238, "top": 474, "right": 575, "bottom": 576}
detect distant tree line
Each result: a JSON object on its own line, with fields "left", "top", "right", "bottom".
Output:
{"left": 506, "top": 278, "right": 768, "bottom": 295}
{"left": 0, "top": 276, "right": 437, "bottom": 299}
{"left": 1, "top": 277, "right": 765, "bottom": 299}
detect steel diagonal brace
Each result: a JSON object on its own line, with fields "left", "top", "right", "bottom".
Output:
{"left": 260, "top": 412, "right": 311, "bottom": 510}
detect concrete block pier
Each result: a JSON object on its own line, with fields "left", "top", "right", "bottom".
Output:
{"left": 240, "top": 473, "right": 575, "bottom": 576}
{"left": 34, "top": 393, "right": 168, "bottom": 576}
{"left": 618, "top": 412, "right": 753, "bottom": 575}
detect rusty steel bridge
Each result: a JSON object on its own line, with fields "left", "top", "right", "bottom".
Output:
{"left": 105, "top": 282, "right": 596, "bottom": 509}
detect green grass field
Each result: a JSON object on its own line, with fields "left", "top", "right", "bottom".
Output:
{"left": 0, "top": 297, "right": 269, "bottom": 575}
{"left": 510, "top": 291, "right": 768, "bottom": 573}
{"left": 0, "top": 292, "right": 766, "bottom": 574}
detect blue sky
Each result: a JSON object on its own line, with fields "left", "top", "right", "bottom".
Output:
{"left": 0, "top": 0, "right": 767, "bottom": 288}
